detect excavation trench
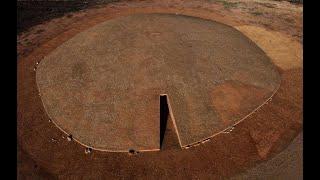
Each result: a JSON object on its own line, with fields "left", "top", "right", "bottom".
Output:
{"left": 160, "top": 95, "right": 169, "bottom": 148}
{"left": 160, "top": 94, "right": 183, "bottom": 150}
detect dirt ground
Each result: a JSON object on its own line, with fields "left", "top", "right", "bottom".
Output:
{"left": 17, "top": 0, "right": 302, "bottom": 179}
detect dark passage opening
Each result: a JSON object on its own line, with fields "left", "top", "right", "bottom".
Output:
{"left": 160, "top": 95, "right": 169, "bottom": 148}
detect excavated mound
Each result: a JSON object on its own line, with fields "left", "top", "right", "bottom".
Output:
{"left": 36, "top": 13, "right": 281, "bottom": 152}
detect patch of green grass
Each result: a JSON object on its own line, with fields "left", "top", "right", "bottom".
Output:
{"left": 220, "top": 1, "right": 240, "bottom": 9}
{"left": 257, "top": 2, "right": 276, "bottom": 8}
{"left": 208, "top": 0, "right": 240, "bottom": 9}
{"left": 284, "top": 17, "right": 295, "bottom": 23}
{"left": 289, "top": 0, "right": 303, "bottom": 4}
{"left": 251, "top": 11, "right": 263, "bottom": 16}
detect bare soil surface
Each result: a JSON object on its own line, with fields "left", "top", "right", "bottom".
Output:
{"left": 231, "top": 132, "right": 303, "bottom": 180}
{"left": 36, "top": 13, "right": 280, "bottom": 151}
{"left": 17, "top": 0, "right": 302, "bottom": 179}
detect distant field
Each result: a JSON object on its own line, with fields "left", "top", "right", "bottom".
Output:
{"left": 17, "top": 0, "right": 119, "bottom": 34}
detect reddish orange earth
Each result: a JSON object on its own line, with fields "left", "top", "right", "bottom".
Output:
{"left": 17, "top": 0, "right": 302, "bottom": 179}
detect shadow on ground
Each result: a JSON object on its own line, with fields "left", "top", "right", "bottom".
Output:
{"left": 17, "top": 0, "right": 119, "bottom": 34}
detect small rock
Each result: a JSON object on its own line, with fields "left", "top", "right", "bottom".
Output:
{"left": 67, "top": 135, "right": 73, "bottom": 141}
{"left": 85, "top": 147, "right": 92, "bottom": 154}
{"left": 193, "top": 143, "right": 201, "bottom": 147}
{"left": 128, "top": 149, "right": 138, "bottom": 155}
{"left": 201, "top": 139, "right": 210, "bottom": 143}
{"left": 48, "top": 119, "right": 52, "bottom": 123}
{"left": 51, "top": 138, "right": 57, "bottom": 142}
{"left": 223, "top": 126, "right": 235, "bottom": 133}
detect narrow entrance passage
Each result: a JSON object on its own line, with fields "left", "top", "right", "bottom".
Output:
{"left": 160, "top": 95, "right": 181, "bottom": 150}
{"left": 160, "top": 95, "right": 169, "bottom": 148}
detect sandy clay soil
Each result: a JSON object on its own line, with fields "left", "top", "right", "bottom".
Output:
{"left": 17, "top": 0, "right": 302, "bottom": 179}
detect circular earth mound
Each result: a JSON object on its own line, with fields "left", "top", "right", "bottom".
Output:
{"left": 36, "top": 13, "right": 281, "bottom": 152}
